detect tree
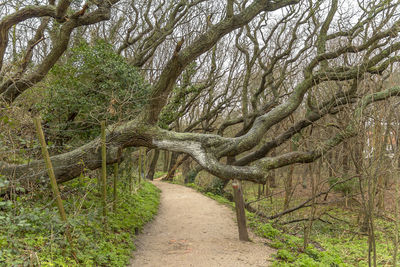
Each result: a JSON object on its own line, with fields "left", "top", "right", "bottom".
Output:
{"left": 2, "top": 0, "right": 400, "bottom": 193}
{"left": 0, "top": 0, "right": 119, "bottom": 103}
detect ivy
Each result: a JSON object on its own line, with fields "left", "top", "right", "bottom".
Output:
{"left": 36, "top": 39, "right": 150, "bottom": 144}
{"left": 0, "top": 178, "right": 160, "bottom": 266}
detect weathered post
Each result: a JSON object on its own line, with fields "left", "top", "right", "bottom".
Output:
{"left": 34, "top": 117, "right": 67, "bottom": 221}
{"left": 232, "top": 179, "right": 250, "bottom": 241}
{"left": 34, "top": 117, "right": 77, "bottom": 260}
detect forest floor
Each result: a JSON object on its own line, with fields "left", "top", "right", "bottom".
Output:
{"left": 129, "top": 181, "right": 273, "bottom": 267}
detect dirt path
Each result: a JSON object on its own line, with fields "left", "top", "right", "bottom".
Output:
{"left": 130, "top": 181, "right": 274, "bottom": 267}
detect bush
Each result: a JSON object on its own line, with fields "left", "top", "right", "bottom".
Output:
{"left": 37, "top": 39, "right": 150, "bottom": 144}
{"left": 205, "top": 177, "right": 226, "bottom": 196}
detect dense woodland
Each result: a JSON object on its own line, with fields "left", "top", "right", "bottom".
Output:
{"left": 2, "top": 0, "right": 400, "bottom": 266}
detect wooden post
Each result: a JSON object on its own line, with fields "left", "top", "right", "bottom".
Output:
{"left": 34, "top": 117, "right": 77, "bottom": 261}
{"left": 34, "top": 117, "right": 67, "bottom": 221}
{"left": 101, "top": 121, "right": 107, "bottom": 219}
{"left": 232, "top": 179, "right": 250, "bottom": 241}
{"left": 113, "top": 162, "right": 118, "bottom": 212}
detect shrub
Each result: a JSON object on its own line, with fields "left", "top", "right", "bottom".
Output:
{"left": 37, "top": 39, "right": 150, "bottom": 144}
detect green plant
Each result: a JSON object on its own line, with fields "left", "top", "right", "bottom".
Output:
{"left": 328, "top": 176, "right": 358, "bottom": 197}
{"left": 37, "top": 39, "right": 150, "bottom": 144}
{"left": 0, "top": 177, "right": 160, "bottom": 266}
{"left": 276, "top": 249, "right": 296, "bottom": 262}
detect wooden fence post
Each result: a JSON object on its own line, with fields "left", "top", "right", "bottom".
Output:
{"left": 33, "top": 117, "right": 77, "bottom": 261}
{"left": 101, "top": 121, "right": 107, "bottom": 220}
{"left": 232, "top": 179, "right": 250, "bottom": 241}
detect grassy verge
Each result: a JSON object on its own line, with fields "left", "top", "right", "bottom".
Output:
{"left": 0, "top": 177, "right": 160, "bottom": 266}
{"left": 183, "top": 182, "right": 398, "bottom": 266}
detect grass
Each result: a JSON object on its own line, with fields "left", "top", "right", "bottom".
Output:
{"left": 0, "top": 176, "right": 160, "bottom": 266}
{"left": 179, "top": 180, "right": 400, "bottom": 266}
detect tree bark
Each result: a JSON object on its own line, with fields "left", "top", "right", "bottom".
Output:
{"left": 146, "top": 149, "right": 160, "bottom": 180}
{"left": 163, "top": 150, "right": 169, "bottom": 172}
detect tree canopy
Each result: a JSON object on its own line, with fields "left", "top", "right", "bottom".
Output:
{"left": 1, "top": 0, "right": 400, "bottom": 185}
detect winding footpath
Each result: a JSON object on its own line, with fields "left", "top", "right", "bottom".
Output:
{"left": 130, "top": 181, "right": 273, "bottom": 267}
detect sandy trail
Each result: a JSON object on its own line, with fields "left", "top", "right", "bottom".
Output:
{"left": 130, "top": 181, "right": 273, "bottom": 267}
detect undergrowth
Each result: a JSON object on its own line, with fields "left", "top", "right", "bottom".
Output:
{"left": 0, "top": 177, "right": 160, "bottom": 266}
{"left": 183, "top": 181, "right": 398, "bottom": 266}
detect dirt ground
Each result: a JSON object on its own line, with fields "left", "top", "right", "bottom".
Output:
{"left": 129, "top": 181, "right": 274, "bottom": 267}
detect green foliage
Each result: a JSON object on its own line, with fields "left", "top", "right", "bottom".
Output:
{"left": 0, "top": 178, "right": 160, "bottom": 266}
{"left": 205, "top": 192, "right": 234, "bottom": 206}
{"left": 328, "top": 176, "right": 358, "bottom": 196}
{"left": 185, "top": 170, "right": 197, "bottom": 184}
{"left": 37, "top": 40, "right": 150, "bottom": 143}
{"left": 276, "top": 249, "right": 296, "bottom": 262}
{"left": 253, "top": 222, "right": 281, "bottom": 239}
{"left": 0, "top": 115, "right": 16, "bottom": 127}
{"left": 205, "top": 177, "right": 226, "bottom": 196}
{"left": 154, "top": 171, "right": 167, "bottom": 179}
{"left": 247, "top": 214, "right": 348, "bottom": 266}
{"left": 185, "top": 182, "right": 203, "bottom": 191}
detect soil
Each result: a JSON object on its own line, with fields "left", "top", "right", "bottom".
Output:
{"left": 129, "top": 181, "right": 274, "bottom": 267}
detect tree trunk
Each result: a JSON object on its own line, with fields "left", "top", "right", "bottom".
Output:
{"left": 163, "top": 150, "right": 169, "bottom": 172}
{"left": 146, "top": 149, "right": 160, "bottom": 181}
{"left": 268, "top": 151, "right": 277, "bottom": 187}
{"left": 168, "top": 152, "right": 178, "bottom": 172}
{"left": 164, "top": 154, "right": 189, "bottom": 181}
{"left": 284, "top": 137, "right": 298, "bottom": 209}
{"left": 284, "top": 165, "right": 294, "bottom": 210}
